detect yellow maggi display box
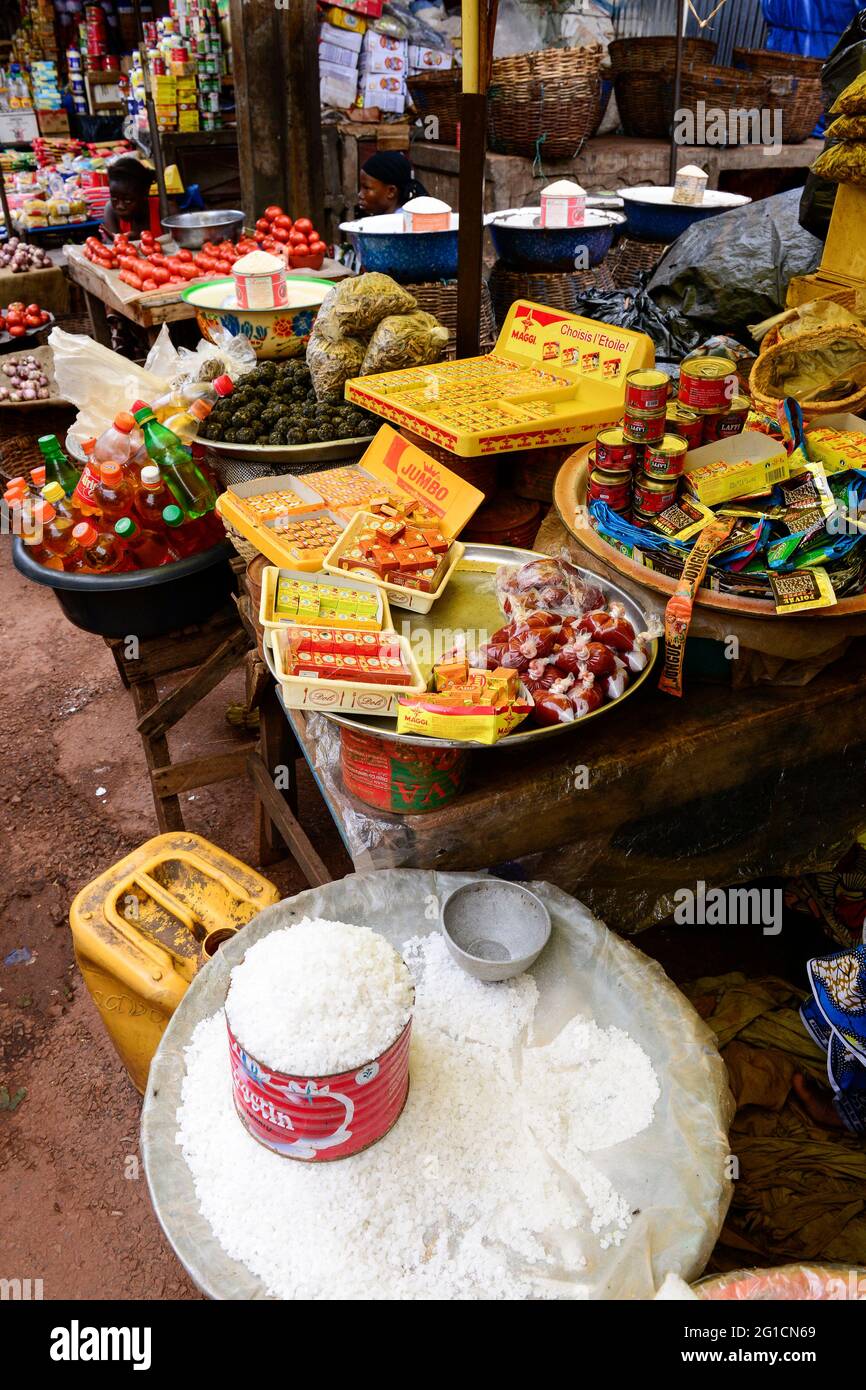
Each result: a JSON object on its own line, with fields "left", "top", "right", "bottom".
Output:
{"left": 345, "top": 301, "right": 655, "bottom": 457}
{"left": 69, "top": 833, "right": 279, "bottom": 1093}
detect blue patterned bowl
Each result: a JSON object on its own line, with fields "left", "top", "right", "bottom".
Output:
{"left": 181, "top": 276, "right": 334, "bottom": 359}
{"left": 488, "top": 208, "right": 624, "bottom": 272}
{"left": 340, "top": 215, "right": 459, "bottom": 282}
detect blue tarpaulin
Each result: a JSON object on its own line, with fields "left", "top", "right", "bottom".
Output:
{"left": 763, "top": 0, "right": 861, "bottom": 57}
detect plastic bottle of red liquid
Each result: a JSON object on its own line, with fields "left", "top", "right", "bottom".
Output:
{"left": 93, "top": 461, "right": 134, "bottom": 524}
{"left": 32, "top": 497, "right": 77, "bottom": 566}
{"left": 72, "top": 438, "right": 102, "bottom": 516}
{"left": 10, "top": 497, "right": 64, "bottom": 570}
{"left": 161, "top": 503, "right": 200, "bottom": 557}
{"left": 114, "top": 516, "right": 171, "bottom": 568}
{"left": 70, "top": 521, "right": 126, "bottom": 573}
{"left": 135, "top": 465, "right": 175, "bottom": 536}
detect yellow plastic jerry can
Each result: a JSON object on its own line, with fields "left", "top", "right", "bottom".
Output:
{"left": 69, "top": 833, "right": 280, "bottom": 1094}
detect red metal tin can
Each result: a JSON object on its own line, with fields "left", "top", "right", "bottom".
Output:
{"left": 595, "top": 426, "right": 638, "bottom": 470}
{"left": 633, "top": 472, "right": 679, "bottom": 514}
{"left": 588, "top": 466, "right": 631, "bottom": 509}
{"left": 678, "top": 356, "right": 739, "bottom": 410}
{"left": 623, "top": 407, "right": 666, "bottom": 445}
{"left": 643, "top": 434, "right": 688, "bottom": 480}
{"left": 699, "top": 395, "right": 749, "bottom": 443}
{"left": 665, "top": 401, "right": 703, "bottom": 450}
{"left": 625, "top": 368, "right": 670, "bottom": 413}
{"left": 227, "top": 1013, "right": 412, "bottom": 1162}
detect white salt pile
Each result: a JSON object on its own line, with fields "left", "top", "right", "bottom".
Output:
{"left": 178, "top": 929, "right": 660, "bottom": 1300}
{"left": 224, "top": 917, "right": 414, "bottom": 1074}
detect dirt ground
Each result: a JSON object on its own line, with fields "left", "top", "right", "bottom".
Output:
{"left": 0, "top": 540, "right": 832, "bottom": 1300}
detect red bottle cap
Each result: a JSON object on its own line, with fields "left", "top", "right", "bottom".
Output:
{"left": 130, "top": 400, "right": 149, "bottom": 414}
{"left": 72, "top": 521, "right": 98, "bottom": 546}
{"left": 213, "top": 374, "right": 234, "bottom": 397}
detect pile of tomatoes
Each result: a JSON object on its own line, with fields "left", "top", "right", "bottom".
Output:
{"left": 0, "top": 301, "right": 51, "bottom": 337}
{"left": 252, "top": 205, "right": 328, "bottom": 269}
{"left": 82, "top": 228, "right": 246, "bottom": 293}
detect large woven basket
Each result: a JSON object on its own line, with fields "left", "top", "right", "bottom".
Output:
{"left": 749, "top": 324, "right": 866, "bottom": 417}
{"left": 487, "top": 262, "right": 616, "bottom": 329}
{"left": 487, "top": 73, "right": 603, "bottom": 159}
{"left": 607, "top": 236, "right": 670, "bottom": 289}
{"left": 407, "top": 279, "right": 497, "bottom": 356}
{"left": 490, "top": 45, "right": 603, "bottom": 83}
{"left": 766, "top": 73, "right": 824, "bottom": 143}
{"left": 406, "top": 69, "right": 461, "bottom": 144}
{"left": 612, "top": 71, "right": 676, "bottom": 138}
{"left": 608, "top": 35, "right": 716, "bottom": 73}
{"left": 733, "top": 46, "right": 823, "bottom": 78}
{"left": 679, "top": 64, "right": 772, "bottom": 117}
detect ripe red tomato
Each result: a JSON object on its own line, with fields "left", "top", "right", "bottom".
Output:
{"left": 8, "top": 323, "right": 26, "bottom": 337}
{"left": 264, "top": 205, "right": 284, "bottom": 222}
{"left": 273, "top": 214, "right": 293, "bottom": 231}
{"left": 309, "top": 240, "right": 327, "bottom": 256}
{"left": 26, "top": 303, "right": 41, "bottom": 316}
{"left": 272, "top": 226, "right": 290, "bottom": 243}
{"left": 294, "top": 217, "right": 313, "bottom": 235}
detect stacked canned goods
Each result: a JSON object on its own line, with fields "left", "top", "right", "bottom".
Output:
{"left": 622, "top": 368, "right": 669, "bottom": 448}
{"left": 677, "top": 355, "right": 747, "bottom": 446}
{"left": 588, "top": 427, "right": 637, "bottom": 517}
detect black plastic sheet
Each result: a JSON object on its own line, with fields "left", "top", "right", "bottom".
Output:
{"left": 647, "top": 190, "right": 822, "bottom": 342}
{"left": 575, "top": 276, "right": 701, "bottom": 368}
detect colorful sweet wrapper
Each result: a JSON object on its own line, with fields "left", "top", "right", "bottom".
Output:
{"left": 658, "top": 516, "right": 736, "bottom": 698}
{"left": 769, "top": 566, "right": 838, "bottom": 615}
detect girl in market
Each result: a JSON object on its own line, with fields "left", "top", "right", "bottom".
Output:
{"left": 101, "top": 155, "right": 155, "bottom": 240}
{"left": 358, "top": 151, "right": 429, "bottom": 216}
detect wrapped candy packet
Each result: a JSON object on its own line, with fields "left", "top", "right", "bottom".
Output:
{"left": 658, "top": 517, "right": 736, "bottom": 698}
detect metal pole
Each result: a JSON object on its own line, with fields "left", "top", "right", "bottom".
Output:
{"left": 669, "top": 0, "right": 687, "bottom": 185}
{"left": 456, "top": 0, "right": 492, "bottom": 359}
{"left": 132, "top": 0, "right": 169, "bottom": 220}
{"left": 0, "top": 163, "right": 14, "bottom": 245}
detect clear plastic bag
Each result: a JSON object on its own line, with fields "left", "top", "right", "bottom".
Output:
{"left": 48, "top": 325, "right": 167, "bottom": 445}
{"left": 495, "top": 555, "right": 606, "bottom": 624}
{"left": 306, "top": 328, "right": 366, "bottom": 403}
{"left": 361, "top": 310, "right": 449, "bottom": 375}
{"left": 144, "top": 322, "right": 257, "bottom": 390}
{"left": 314, "top": 273, "right": 417, "bottom": 343}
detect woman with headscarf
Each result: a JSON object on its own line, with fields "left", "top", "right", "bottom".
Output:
{"left": 358, "top": 151, "right": 429, "bottom": 216}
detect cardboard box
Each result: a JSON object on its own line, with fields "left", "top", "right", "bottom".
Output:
{"left": 36, "top": 108, "right": 70, "bottom": 134}
{"left": 320, "top": 66, "right": 359, "bottom": 109}
{"left": 362, "top": 32, "right": 407, "bottom": 73}
{"left": 408, "top": 45, "right": 452, "bottom": 70}
{"left": 683, "top": 432, "right": 793, "bottom": 507}
{"left": 320, "top": 20, "right": 365, "bottom": 53}
{"left": 0, "top": 110, "right": 39, "bottom": 143}
{"left": 358, "top": 72, "right": 406, "bottom": 112}
{"left": 320, "top": 41, "right": 359, "bottom": 70}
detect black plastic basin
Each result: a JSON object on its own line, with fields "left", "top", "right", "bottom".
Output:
{"left": 13, "top": 537, "right": 237, "bottom": 639}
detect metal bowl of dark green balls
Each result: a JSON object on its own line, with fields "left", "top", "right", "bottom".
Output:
{"left": 196, "top": 357, "right": 377, "bottom": 465}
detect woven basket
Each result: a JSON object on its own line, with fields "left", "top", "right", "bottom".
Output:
{"left": 0, "top": 432, "right": 45, "bottom": 483}
{"left": 612, "top": 70, "right": 676, "bottom": 138}
{"left": 488, "top": 262, "right": 615, "bottom": 329}
{"left": 399, "top": 427, "right": 500, "bottom": 496}
{"left": 508, "top": 445, "right": 574, "bottom": 504}
{"left": 488, "top": 73, "right": 602, "bottom": 159}
{"left": 733, "top": 46, "right": 823, "bottom": 78}
{"left": 406, "top": 69, "right": 461, "bottom": 144}
{"left": 749, "top": 324, "right": 866, "bottom": 417}
{"left": 461, "top": 491, "right": 544, "bottom": 548}
{"left": 490, "top": 45, "right": 603, "bottom": 84}
{"left": 678, "top": 65, "right": 773, "bottom": 135}
{"left": 607, "top": 236, "right": 670, "bottom": 289}
{"left": 608, "top": 35, "right": 716, "bottom": 73}
{"left": 767, "top": 73, "right": 824, "bottom": 143}
{"left": 407, "top": 279, "right": 497, "bottom": 356}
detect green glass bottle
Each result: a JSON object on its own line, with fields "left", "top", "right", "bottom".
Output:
{"left": 132, "top": 403, "right": 216, "bottom": 520}
{"left": 38, "top": 434, "right": 81, "bottom": 498}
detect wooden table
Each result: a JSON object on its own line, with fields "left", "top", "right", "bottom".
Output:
{"left": 254, "top": 646, "right": 866, "bottom": 934}
{"left": 64, "top": 243, "right": 198, "bottom": 349}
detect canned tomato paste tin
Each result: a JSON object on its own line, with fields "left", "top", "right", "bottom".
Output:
{"left": 227, "top": 1013, "right": 413, "bottom": 1161}
{"left": 665, "top": 401, "right": 703, "bottom": 450}
{"left": 678, "top": 356, "right": 739, "bottom": 410}
{"left": 643, "top": 434, "right": 688, "bottom": 480}
{"left": 595, "top": 426, "right": 638, "bottom": 470}
{"left": 588, "top": 466, "right": 632, "bottom": 509}
{"left": 699, "top": 394, "right": 749, "bottom": 443}
{"left": 623, "top": 407, "right": 666, "bottom": 445}
{"left": 625, "top": 368, "right": 670, "bottom": 413}
{"left": 633, "top": 472, "right": 679, "bottom": 514}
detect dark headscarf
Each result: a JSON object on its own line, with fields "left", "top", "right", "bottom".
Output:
{"left": 362, "top": 151, "right": 428, "bottom": 204}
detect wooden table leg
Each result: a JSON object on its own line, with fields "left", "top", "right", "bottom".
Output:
{"left": 129, "top": 679, "right": 186, "bottom": 833}
{"left": 252, "top": 680, "right": 330, "bottom": 884}
{"left": 83, "top": 288, "right": 113, "bottom": 348}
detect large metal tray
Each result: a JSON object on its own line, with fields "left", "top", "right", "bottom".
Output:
{"left": 200, "top": 433, "right": 375, "bottom": 465}
{"left": 320, "top": 541, "right": 657, "bottom": 749}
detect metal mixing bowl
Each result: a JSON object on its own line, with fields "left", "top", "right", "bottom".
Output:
{"left": 161, "top": 209, "right": 246, "bottom": 248}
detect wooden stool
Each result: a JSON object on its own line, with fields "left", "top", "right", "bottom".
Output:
{"left": 104, "top": 601, "right": 256, "bottom": 832}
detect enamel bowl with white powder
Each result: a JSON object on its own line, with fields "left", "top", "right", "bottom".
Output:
{"left": 224, "top": 917, "right": 414, "bottom": 1162}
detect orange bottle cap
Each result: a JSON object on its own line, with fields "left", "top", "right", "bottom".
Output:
{"left": 82, "top": 438, "right": 96, "bottom": 455}
{"left": 33, "top": 498, "right": 56, "bottom": 523}
{"left": 113, "top": 411, "right": 136, "bottom": 433}
{"left": 100, "top": 462, "right": 123, "bottom": 483}
{"left": 72, "top": 521, "right": 98, "bottom": 546}
{"left": 30, "top": 466, "right": 46, "bottom": 486}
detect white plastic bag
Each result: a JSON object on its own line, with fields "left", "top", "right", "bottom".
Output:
{"left": 144, "top": 322, "right": 257, "bottom": 389}
{"left": 48, "top": 325, "right": 167, "bottom": 446}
